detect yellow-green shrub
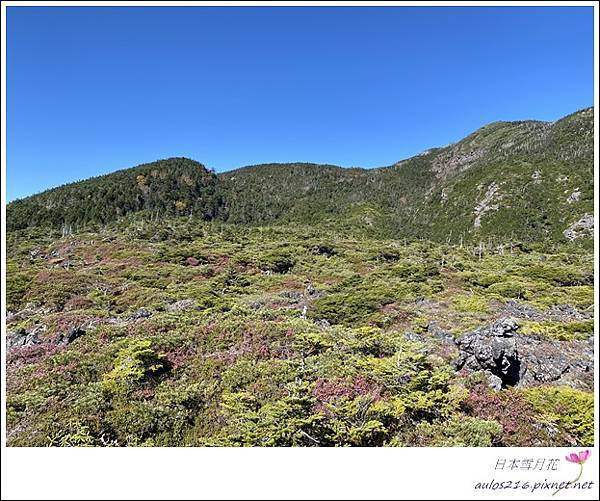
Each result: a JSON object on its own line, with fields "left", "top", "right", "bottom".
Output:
{"left": 523, "top": 386, "right": 594, "bottom": 446}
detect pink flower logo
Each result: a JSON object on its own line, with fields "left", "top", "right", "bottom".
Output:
{"left": 553, "top": 450, "right": 591, "bottom": 496}
{"left": 565, "top": 450, "right": 590, "bottom": 465}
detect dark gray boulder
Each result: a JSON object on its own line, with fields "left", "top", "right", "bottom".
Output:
{"left": 518, "top": 335, "right": 593, "bottom": 389}
{"left": 6, "top": 324, "right": 47, "bottom": 351}
{"left": 455, "top": 318, "right": 522, "bottom": 388}
{"left": 129, "top": 308, "right": 152, "bottom": 320}
{"left": 501, "top": 300, "right": 592, "bottom": 322}
{"left": 54, "top": 326, "right": 86, "bottom": 346}
{"left": 455, "top": 317, "right": 594, "bottom": 391}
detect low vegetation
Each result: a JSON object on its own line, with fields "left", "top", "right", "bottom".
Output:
{"left": 6, "top": 219, "right": 594, "bottom": 446}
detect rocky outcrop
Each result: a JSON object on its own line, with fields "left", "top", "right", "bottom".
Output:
{"left": 7, "top": 320, "right": 98, "bottom": 352}
{"left": 128, "top": 308, "right": 152, "bottom": 320}
{"left": 518, "top": 335, "right": 593, "bottom": 389}
{"left": 6, "top": 303, "right": 53, "bottom": 323}
{"left": 455, "top": 318, "right": 521, "bottom": 389}
{"left": 473, "top": 182, "right": 501, "bottom": 229}
{"left": 454, "top": 318, "right": 594, "bottom": 391}
{"left": 6, "top": 324, "right": 48, "bottom": 351}
{"left": 54, "top": 326, "right": 87, "bottom": 346}
{"left": 166, "top": 299, "right": 197, "bottom": 312}
{"left": 501, "top": 300, "right": 593, "bottom": 322}
{"left": 563, "top": 213, "right": 594, "bottom": 241}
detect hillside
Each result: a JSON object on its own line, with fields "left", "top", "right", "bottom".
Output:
{"left": 7, "top": 107, "right": 594, "bottom": 245}
{"left": 6, "top": 220, "right": 594, "bottom": 446}
{"left": 5, "top": 107, "right": 595, "bottom": 447}
{"left": 7, "top": 158, "right": 222, "bottom": 232}
{"left": 219, "top": 107, "right": 594, "bottom": 244}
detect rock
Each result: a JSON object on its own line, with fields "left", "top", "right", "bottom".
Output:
{"left": 501, "top": 300, "right": 592, "bottom": 322}
{"left": 315, "top": 319, "right": 331, "bottom": 329}
{"left": 400, "top": 322, "right": 458, "bottom": 361}
{"left": 29, "top": 248, "right": 44, "bottom": 259}
{"left": 6, "top": 303, "right": 52, "bottom": 323}
{"left": 473, "top": 182, "right": 500, "bottom": 229}
{"left": 563, "top": 213, "right": 594, "bottom": 241}
{"left": 6, "top": 324, "right": 47, "bottom": 351}
{"left": 279, "top": 291, "right": 303, "bottom": 303}
{"left": 517, "top": 335, "right": 593, "bottom": 389}
{"left": 567, "top": 189, "right": 581, "bottom": 204}
{"left": 415, "top": 296, "right": 434, "bottom": 307}
{"left": 502, "top": 300, "right": 543, "bottom": 320}
{"left": 487, "top": 374, "right": 504, "bottom": 391}
{"left": 11, "top": 319, "right": 98, "bottom": 348}
{"left": 55, "top": 326, "right": 86, "bottom": 346}
{"left": 455, "top": 317, "right": 594, "bottom": 390}
{"left": 548, "top": 303, "right": 592, "bottom": 321}
{"left": 305, "top": 284, "right": 325, "bottom": 298}
{"left": 166, "top": 299, "right": 196, "bottom": 312}
{"left": 404, "top": 331, "right": 427, "bottom": 344}
{"left": 426, "top": 321, "right": 454, "bottom": 343}
{"left": 455, "top": 318, "right": 522, "bottom": 388}
{"left": 106, "top": 317, "right": 128, "bottom": 327}
{"left": 129, "top": 308, "right": 152, "bottom": 320}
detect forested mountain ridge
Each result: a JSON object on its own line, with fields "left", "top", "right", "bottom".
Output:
{"left": 7, "top": 107, "right": 594, "bottom": 244}
{"left": 7, "top": 158, "right": 222, "bottom": 231}
{"left": 219, "top": 107, "right": 593, "bottom": 243}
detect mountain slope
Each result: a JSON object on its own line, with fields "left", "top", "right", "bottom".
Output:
{"left": 218, "top": 107, "right": 593, "bottom": 243}
{"left": 7, "top": 107, "right": 594, "bottom": 244}
{"left": 7, "top": 158, "right": 222, "bottom": 232}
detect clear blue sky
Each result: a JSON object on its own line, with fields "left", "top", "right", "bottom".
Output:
{"left": 6, "top": 6, "right": 594, "bottom": 201}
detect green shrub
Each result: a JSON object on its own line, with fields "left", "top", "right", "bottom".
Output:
{"left": 518, "top": 264, "right": 592, "bottom": 286}
{"left": 6, "top": 261, "right": 34, "bottom": 311}
{"left": 312, "top": 292, "right": 385, "bottom": 326}
{"left": 206, "top": 382, "right": 327, "bottom": 446}
{"left": 338, "top": 326, "right": 405, "bottom": 357}
{"left": 453, "top": 294, "right": 490, "bottom": 313}
{"left": 311, "top": 276, "right": 397, "bottom": 325}
{"left": 523, "top": 386, "right": 594, "bottom": 446}
{"left": 521, "top": 320, "right": 594, "bottom": 341}
{"left": 458, "top": 271, "right": 504, "bottom": 288}
{"left": 47, "top": 419, "right": 100, "bottom": 447}
{"left": 102, "top": 339, "right": 164, "bottom": 395}
{"left": 389, "top": 262, "right": 440, "bottom": 282}
{"left": 532, "top": 285, "right": 594, "bottom": 310}
{"left": 487, "top": 280, "right": 530, "bottom": 299}
{"left": 410, "top": 416, "right": 502, "bottom": 446}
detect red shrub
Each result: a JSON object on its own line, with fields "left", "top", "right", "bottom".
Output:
{"left": 313, "top": 376, "right": 383, "bottom": 413}
{"left": 7, "top": 343, "right": 63, "bottom": 368}
{"left": 464, "top": 384, "right": 548, "bottom": 446}
{"left": 164, "top": 347, "right": 195, "bottom": 371}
